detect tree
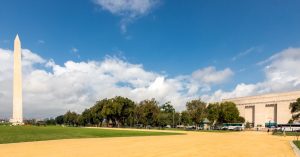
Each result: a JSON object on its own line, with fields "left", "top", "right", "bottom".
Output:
{"left": 78, "top": 109, "right": 93, "bottom": 126}
{"left": 63, "top": 111, "right": 79, "bottom": 126}
{"left": 98, "top": 96, "right": 136, "bottom": 127}
{"left": 237, "top": 116, "right": 245, "bottom": 123}
{"left": 136, "top": 99, "right": 160, "bottom": 127}
{"left": 159, "top": 101, "right": 176, "bottom": 127}
{"left": 218, "top": 102, "right": 240, "bottom": 123}
{"left": 157, "top": 112, "right": 170, "bottom": 127}
{"left": 186, "top": 99, "right": 207, "bottom": 126}
{"left": 55, "top": 115, "right": 64, "bottom": 125}
{"left": 160, "top": 101, "right": 175, "bottom": 113}
{"left": 101, "top": 99, "right": 116, "bottom": 126}
{"left": 134, "top": 103, "right": 145, "bottom": 126}
{"left": 77, "top": 115, "right": 85, "bottom": 126}
{"left": 206, "top": 103, "right": 220, "bottom": 125}
{"left": 181, "top": 111, "right": 192, "bottom": 126}
{"left": 91, "top": 100, "right": 106, "bottom": 126}
{"left": 174, "top": 112, "right": 181, "bottom": 126}
{"left": 245, "top": 122, "right": 251, "bottom": 128}
{"left": 112, "top": 96, "right": 136, "bottom": 127}
{"left": 290, "top": 98, "right": 300, "bottom": 122}
{"left": 45, "top": 118, "right": 56, "bottom": 125}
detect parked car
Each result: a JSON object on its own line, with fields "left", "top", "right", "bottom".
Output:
{"left": 146, "top": 125, "right": 152, "bottom": 129}
{"left": 165, "top": 125, "right": 171, "bottom": 128}
{"left": 185, "top": 126, "right": 196, "bottom": 130}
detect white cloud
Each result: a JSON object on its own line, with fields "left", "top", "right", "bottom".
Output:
{"left": 71, "top": 48, "right": 78, "bottom": 53}
{"left": 22, "top": 49, "right": 46, "bottom": 66}
{"left": 70, "top": 48, "right": 80, "bottom": 58}
{"left": 93, "top": 0, "right": 159, "bottom": 33}
{"left": 2, "top": 47, "right": 299, "bottom": 119}
{"left": 192, "top": 66, "right": 233, "bottom": 84}
{"left": 177, "top": 66, "right": 234, "bottom": 95}
{"left": 203, "top": 47, "right": 300, "bottom": 102}
{"left": 37, "top": 40, "right": 45, "bottom": 44}
{"left": 232, "top": 47, "right": 262, "bottom": 61}
{"left": 0, "top": 48, "right": 232, "bottom": 119}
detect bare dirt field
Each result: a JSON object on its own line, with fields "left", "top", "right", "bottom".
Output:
{"left": 0, "top": 129, "right": 295, "bottom": 157}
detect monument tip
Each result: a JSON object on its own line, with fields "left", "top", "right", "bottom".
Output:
{"left": 15, "top": 34, "right": 20, "bottom": 42}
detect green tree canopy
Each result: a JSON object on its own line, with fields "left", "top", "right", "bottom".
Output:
{"left": 157, "top": 112, "right": 171, "bottom": 127}
{"left": 159, "top": 101, "right": 176, "bottom": 127}
{"left": 186, "top": 99, "right": 207, "bottom": 125}
{"left": 78, "top": 109, "right": 93, "bottom": 126}
{"left": 136, "top": 99, "right": 160, "bottom": 126}
{"left": 290, "top": 98, "right": 300, "bottom": 121}
{"left": 218, "top": 102, "right": 240, "bottom": 123}
{"left": 111, "top": 96, "right": 136, "bottom": 127}
{"left": 181, "top": 111, "right": 192, "bottom": 126}
{"left": 55, "top": 97, "right": 246, "bottom": 128}
{"left": 91, "top": 99, "right": 107, "bottom": 126}
{"left": 160, "top": 101, "right": 175, "bottom": 113}
{"left": 55, "top": 115, "right": 64, "bottom": 125}
{"left": 63, "top": 111, "right": 79, "bottom": 126}
{"left": 206, "top": 103, "right": 220, "bottom": 125}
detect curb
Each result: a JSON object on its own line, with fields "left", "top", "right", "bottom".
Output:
{"left": 290, "top": 141, "right": 300, "bottom": 157}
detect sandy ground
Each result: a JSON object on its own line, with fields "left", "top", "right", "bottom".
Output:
{"left": 0, "top": 129, "right": 296, "bottom": 157}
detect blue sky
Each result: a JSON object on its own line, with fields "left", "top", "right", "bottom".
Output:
{"left": 0, "top": 0, "right": 300, "bottom": 117}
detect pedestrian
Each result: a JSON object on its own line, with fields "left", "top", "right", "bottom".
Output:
{"left": 267, "top": 128, "right": 270, "bottom": 134}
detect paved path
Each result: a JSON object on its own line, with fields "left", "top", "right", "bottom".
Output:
{"left": 0, "top": 130, "right": 295, "bottom": 157}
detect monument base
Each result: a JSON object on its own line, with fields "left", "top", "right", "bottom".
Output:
{"left": 9, "top": 119, "right": 24, "bottom": 125}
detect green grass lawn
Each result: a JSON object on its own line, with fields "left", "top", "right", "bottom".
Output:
{"left": 195, "top": 130, "right": 233, "bottom": 133}
{"left": 153, "top": 127, "right": 233, "bottom": 133}
{"left": 272, "top": 131, "right": 300, "bottom": 136}
{"left": 144, "top": 127, "right": 234, "bottom": 133}
{"left": 294, "top": 141, "right": 300, "bottom": 149}
{"left": 0, "top": 126, "right": 183, "bottom": 144}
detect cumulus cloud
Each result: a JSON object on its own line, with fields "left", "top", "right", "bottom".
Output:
{"left": 2, "top": 47, "right": 299, "bottom": 119}
{"left": 93, "top": 0, "right": 159, "bottom": 33}
{"left": 192, "top": 67, "right": 233, "bottom": 84}
{"left": 203, "top": 47, "right": 300, "bottom": 102}
{"left": 0, "top": 48, "right": 232, "bottom": 119}
{"left": 175, "top": 67, "right": 234, "bottom": 95}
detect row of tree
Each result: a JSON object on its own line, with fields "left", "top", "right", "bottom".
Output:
{"left": 51, "top": 96, "right": 245, "bottom": 128}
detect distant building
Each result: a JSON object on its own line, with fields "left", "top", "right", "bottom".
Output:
{"left": 223, "top": 90, "right": 300, "bottom": 127}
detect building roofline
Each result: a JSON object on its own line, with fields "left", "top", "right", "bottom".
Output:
{"left": 223, "top": 90, "right": 300, "bottom": 101}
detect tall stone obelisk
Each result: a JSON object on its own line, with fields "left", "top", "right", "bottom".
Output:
{"left": 11, "top": 34, "right": 23, "bottom": 125}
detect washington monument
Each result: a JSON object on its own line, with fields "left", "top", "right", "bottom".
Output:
{"left": 10, "top": 35, "right": 23, "bottom": 125}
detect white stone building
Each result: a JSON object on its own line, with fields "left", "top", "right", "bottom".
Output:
{"left": 223, "top": 90, "right": 300, "bottom": 127}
